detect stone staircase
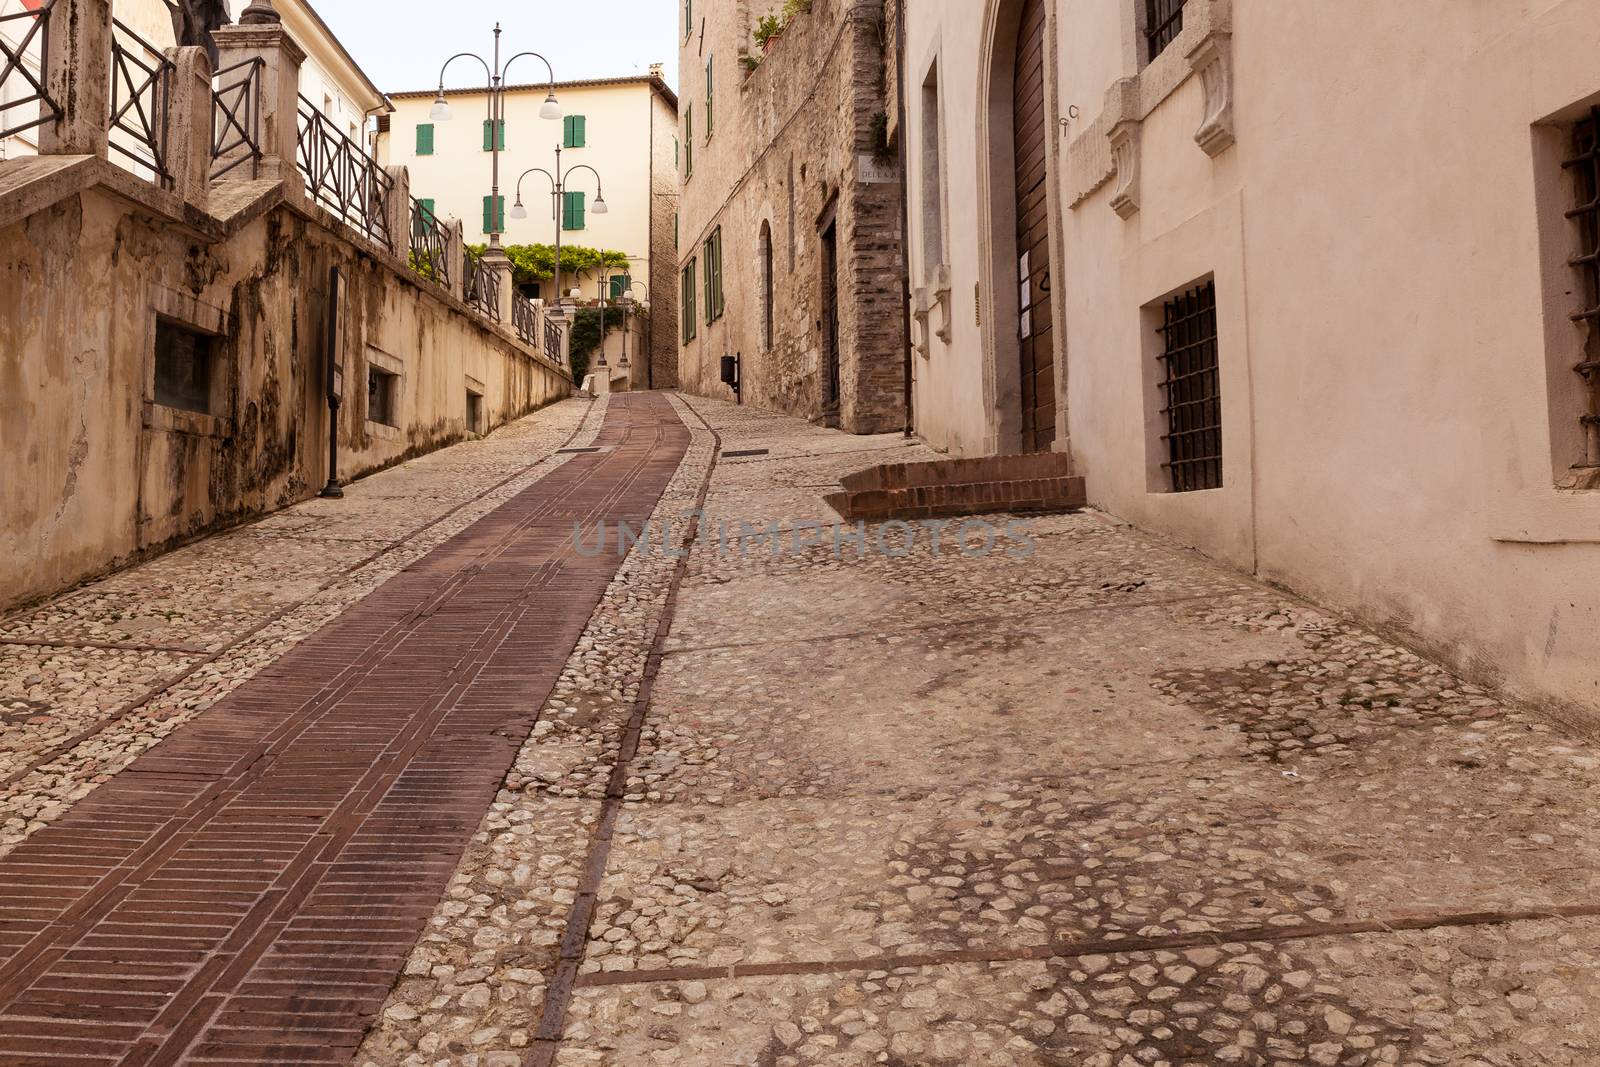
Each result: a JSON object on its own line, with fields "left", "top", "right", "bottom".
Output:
{"left": 824, "top": 451, "right": 1086, "bottom": 523}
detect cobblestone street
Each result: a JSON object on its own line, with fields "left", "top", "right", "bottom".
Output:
{"left": 1, "top": 394, "right": 1598, "bottom": 1065}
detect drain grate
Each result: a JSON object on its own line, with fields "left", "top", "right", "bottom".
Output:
{"left": 723, "top": 448, "right": 770, "bottom": 458}
{"left": 557, "top": 447, "right": 606, "bottom": 455}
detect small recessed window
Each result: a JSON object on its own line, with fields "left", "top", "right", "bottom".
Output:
{"left": 368, "top": 366, "right": 399, "bottom": 426}
{"left": 466, "top": 389, "right": 484, "bottom": 435}
{"left": 1564, "top": 108, "right": 1600, "bottom": 472}
{"left": 153, "top": 320, "right": 218, "bottom": 414}
{"left": 1156, "top": 280, "right": 1221, "bottom": 492}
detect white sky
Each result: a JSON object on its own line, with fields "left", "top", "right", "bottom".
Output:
{"left": 310, "top": 0, "right": 679, "bottom": 96}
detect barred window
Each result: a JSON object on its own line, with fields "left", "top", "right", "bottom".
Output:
{"left": 1157, "top": 280, "right": 1221, "bottom": 492}
{"left": 1564, "top": 107, "right": 1600, "bottom": 469}
{"left": 1145, "top": 0, "right": 1186, "bottom": 63}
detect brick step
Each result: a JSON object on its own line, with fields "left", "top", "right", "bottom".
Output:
{"left": 825, "top": 452, "right": 1086, "bottom": 522}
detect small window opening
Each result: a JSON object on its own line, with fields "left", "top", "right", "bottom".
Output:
{"left": 153, "top": 320, "right": 218, "bottom": 414}
{"left": 368, "top": 366, "right": 399, "bottom": 427}
{"left": 1156, "top": 280, "right": 1222, "bottom": 492}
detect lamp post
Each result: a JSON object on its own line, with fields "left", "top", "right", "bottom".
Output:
{"left": 620, "top": 279, "right": 646, "bottom": 381}
{"left": 510, "top": 144, "right": 607, "bottom": 310}
{"left": 430, "top": 25, "right": 561, "bottom": 264}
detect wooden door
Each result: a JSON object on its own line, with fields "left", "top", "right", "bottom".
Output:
{"left": 1013, "top": 0, "right": 1055, "bottom": 452}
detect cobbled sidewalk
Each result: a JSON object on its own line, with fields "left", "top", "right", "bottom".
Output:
{"left": 363, "top": 395, "right": 1600, "bottom": 1067}
{"left": 7, "top": 392, "right": 1600, "bottom": 1066}
{"left": 0, "top": 396, "right": 603, "bottom": 857}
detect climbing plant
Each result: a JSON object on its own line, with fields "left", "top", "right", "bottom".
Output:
{"left": 465, "top": 243, "right": 630, "bottom": 289}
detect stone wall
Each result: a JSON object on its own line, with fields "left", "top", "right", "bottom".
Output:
{"left": 0, "top": 162, "right": 570, "bottom": 613}
{"left": 647, "top": 87, "right": 681, "bottom": 389}
{"left": 676, "top": 0, "right": 907, "bottom": 434}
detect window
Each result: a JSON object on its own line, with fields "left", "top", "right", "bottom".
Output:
{"left": 563, "top": 115, "right": 587, "bottom": 148}
{"left": 684, "top": 0, "right": 693, "bottom": 41}
{"left": 1566, "top": 109, "right": 1600, "bottom": 471}
{"left": 920, "top": 62, "right": 946, "bottom": 276}
{"left": 368, "top": 365, "right": 399, "bottom": 427}
{"left": 704, "top": 55, "right": 715, "bottom": 139}
{"left": 153, "top": 320, "right": 218, "bottom": 414}
{"left": 416, "top": 123, "right": 434, "bottom": 155}
{"left": 759, "top": 221, "right": 774, "bottom": 350}
{"left": 681, "top": 259, "right": 698, "bottom": 343}
{"left": 466, "top": 389, "right": 484, "bottom": 435}
{"left": 562, "top": 191, "right": 586, "bottom": 231}
{"left": 703, "top": 228, "right": 724, "bottom": 322}
{"left": 482, "top": 119, "right": 506, "bottom": 152}
{"left": 684, "top": 107, "right": 694, "bottom": 178}
{"left": 1145, "top": 0, "right": 1186, "bottom": 62}
{"left": 413, "top": 198, "right": 436, "bottom": 239}
{"left": 1156, "top": 280, "right": 1221, "bottom": 492}
{"left": 674, "top": 136, "right": 679, "bottom": 171}
{"left": 609, "top": 274, "right": 632, "bottom": 300}
{"left": 482, "top": 195, "right": 505, "bottom": 234}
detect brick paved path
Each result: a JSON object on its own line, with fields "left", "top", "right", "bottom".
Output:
{"left": 0, "top": 394, "right": 687, "bottom": 1065}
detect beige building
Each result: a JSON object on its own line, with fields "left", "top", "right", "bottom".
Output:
{"left": 378, "top": 74, "right": 679, "bottom": 387}
{"left": 901, "top": 0, "right": 1600, "bottom": 720}
{"left": 0, "top": 0, "right": 386, "bottom": 160}
{"left": 675, "top": 0, "right": 907, "bottom": 433}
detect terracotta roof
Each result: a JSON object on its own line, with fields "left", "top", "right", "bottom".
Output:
{"left": 388, "top": 74, "right": 677, "bottom": 109}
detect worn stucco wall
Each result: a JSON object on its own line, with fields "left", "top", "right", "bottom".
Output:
{"left": 0, "top": 183, "right": 569, "bottom": 612}
{"left": 902, "top": 0, "right": 1600, "bottom": 721}
{"left": 676, "top": 0, "right": 907, "bottom": 434}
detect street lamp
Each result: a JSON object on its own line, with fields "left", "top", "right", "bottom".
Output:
{"left": 432, "top": 25, "right": 561, "bottom": 256}
{"left": 509, "top": 144, "right": 608, "bottom": 309}
{"left": 619, "top": 280, "right": 647, "bottom": 377}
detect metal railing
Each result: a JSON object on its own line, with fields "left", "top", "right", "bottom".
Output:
{"left": 108, "top": 18, "right": 173, "bottom": 186}
{"left": 210, "top": 57, "right": 263, "bottom": 180}
{"left": 409, "top": 197, "right": 450, "bottom": 288}
{"left": 296, "top": 94, "right": 394, "bottom": 251}
{"left": 0, "top": 0, "right": 59, "bottom": 143}
{"left": 512, "top": 291, "right": 537, "bottom": 344}
{"left": 463, "top": 245, "right": 500, "bottom": 321}
{"left": 544, "top": 316, "right": 563, "bottom": 366}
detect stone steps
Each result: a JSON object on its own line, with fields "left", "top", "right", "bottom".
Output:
{"left": 824, "top": 452, "right": 1086, "bottom": 523}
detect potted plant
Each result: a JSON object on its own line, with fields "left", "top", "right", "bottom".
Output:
{"left": 754, "top": 13, "right": 783, "bottom": 54}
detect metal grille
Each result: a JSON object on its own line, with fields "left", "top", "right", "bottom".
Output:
{"left": 1564, "top": 107, "right": 1600, "bottom": 467}
{"left": 1157, "top": 280, "right": 1222, "bottom": 492}
{"left": 0, "top": 0, "right": 60, "bottom": 143}
{"left": 409, "top": 197, "right": 451, "bottom": 289}
{"left": 1146, "top": 0, "right": 1186, "bottom": 62}
{"left": 512, "top": 291, "right": 537, "bottom": 345}
{"left": 296, "top": 95, "right": 395, "bottom": 252}
{"left": 210, "top": 57, "right": 263, "bottom": 180}
{"left": 544, "top": 316, "right": 563, "bottom": 365}
{"left": 463, "top": 246, "right": 501, "bottom": 322}
{"left": 109, "top": 19, "right": 173, "bottom": 186}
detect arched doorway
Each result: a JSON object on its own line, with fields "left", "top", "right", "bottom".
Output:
{"left": 1011, "top": 0, "right": 1054, "bottom": 452}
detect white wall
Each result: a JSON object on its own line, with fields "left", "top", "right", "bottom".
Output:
{"left": 905, "top": 0, "right": 1600, "bottom": 720}
{"left": 382, "top": 81, "right": 672, "bottom": 303}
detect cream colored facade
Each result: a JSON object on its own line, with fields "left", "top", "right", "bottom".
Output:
{"left": 903, "top": 0, "right": 1600, "bottom": 721}
{"left": 378, "top": 77, "right": 679, "bottom": 306}
{"left": 0, "top": 0, "right": 384, "bottom": 161}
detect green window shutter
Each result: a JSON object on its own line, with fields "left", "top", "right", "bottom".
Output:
{"left": 483, "top": 195, "right": 504, "bottom": 234}
{"left": 562, "top": 114, "right": 586, "bottom": 148}
{"left": 415, "top": 198, "right": 436, "bottom": 237}
{"left": 563, "top": 191, "right": 586, "bottom": 231}
{"left": 705, "top": 56, "right": 714, "bottom": 136}
{"left": 674, "top": 137, "right": 679, "bottom": 170}
{"left": 610, "top": 274, "right": 628, "bottom": 300}
{"left": 416, "top": 124, "right": 434, "bottom": 155}
{"left": 684, "top": 108, "right": 693, "bottom": 177}
{"left": 482, "top": 119, "right": 505, "bottom": 151}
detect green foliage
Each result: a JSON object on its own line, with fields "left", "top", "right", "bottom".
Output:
{"left": 781, "top": 0, "right": 812, "bottom": 20}
{"left": 464, "top": 243, "right": 630, "bottom": 289}
{"left": 567, "top": 306, "right": 626, "bottom": 384}
{"left": 754, "top": 13, "right": 783, "bottom": 45}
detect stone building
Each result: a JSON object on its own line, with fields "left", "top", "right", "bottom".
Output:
{"left": 899, "top": 0, "right": 1600, "bottom": 720}
{"left": 676, "top": 0, "right": 906, "bottom": 434}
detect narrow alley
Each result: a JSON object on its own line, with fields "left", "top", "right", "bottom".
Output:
{"left": 0, "top": 395, "right": 1596, "bottom": 1065}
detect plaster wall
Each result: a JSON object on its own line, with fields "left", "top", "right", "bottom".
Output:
{"left": 904, "top": 0, "right": 1600, "bottom": 719}
{"left": 0, "top": 181, "right": 568, "bottom": 612}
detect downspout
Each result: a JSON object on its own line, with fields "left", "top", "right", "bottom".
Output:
{"left": 893, "top": 0, "right": 913, "bottom": 438}
{"left": 647, "top": 82, "right": 656, "bottom": 389}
